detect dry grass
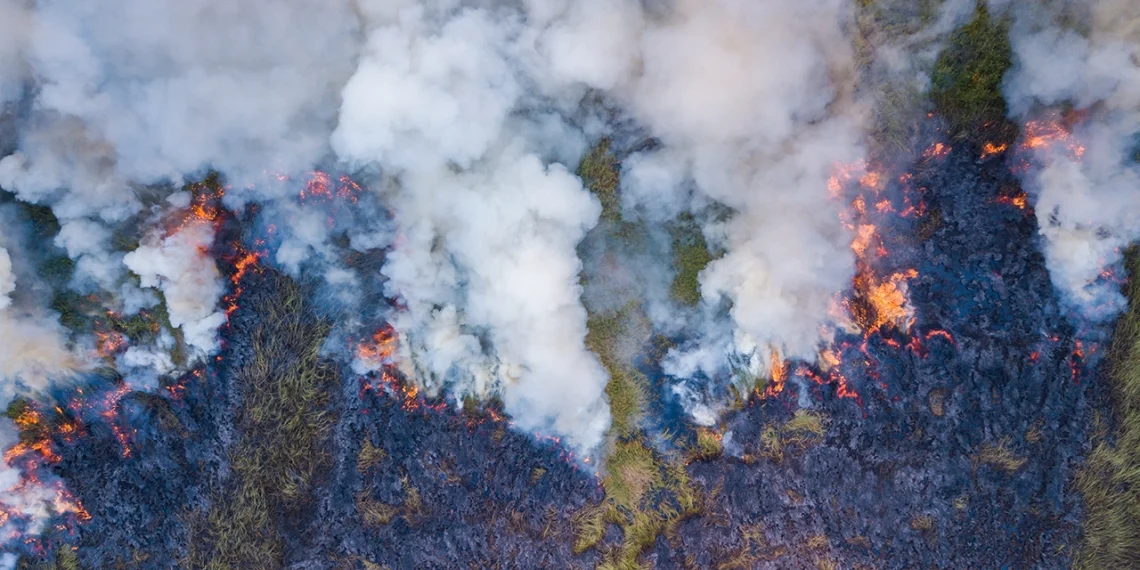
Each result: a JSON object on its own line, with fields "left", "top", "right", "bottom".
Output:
{"left": 356, "top": 440, "right": 387, "bottom": 473}
{"left": 186, "top": 271, "right": 337, "bottom": 570}
{"left": 1074, "top": 248, "right": 1140, "bottom": 568}
{"left": 973, "top": 437, "right": 1027, "bottom": 474}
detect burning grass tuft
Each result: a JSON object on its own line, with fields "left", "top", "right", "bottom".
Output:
{"left": 1073, "top": 248, "right": 1140, "bottom": 569}
{"left": 691, "top": 428, "right": 724, "bottom": 461}
{"left": 930, "top": 1, "right": 1015, "bottom": 143}
{"left": 186, "top": 270, "right": 337, "bottom": 570}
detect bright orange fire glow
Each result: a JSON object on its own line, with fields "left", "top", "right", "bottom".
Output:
{"left": 4, "top": 406, "right": 61, "bottom": 465}
{"left": 101, "top": 384, "right": 134, "bottom": 458}
{"left": 981, "top": 142, "right": 1008, "bottom": 158}
{"left": 848, "top": 268, "right": 918, "bottom": 334}
{"left": 300, "top": 171, "right": 362, "bottom": 204}
{"left": 357, "top": 325, "right": 398, "bottom": 364}
{"left": 922, "top": 142, "right": 950, "bottom": 160}
{"left": 1021, "top": 119, "right": 1085, "bottom": 159}
{"left": 95, "top": 330, "right": 126, "bottom": 358}
{"left": 765, "top": 350, "right": 788, "bottom": 397}
{"left": 223, "top": 247, "right": 262, "bottom": 319}
{"left": 996, "top": 192, "right": 1029, "bottom": 210}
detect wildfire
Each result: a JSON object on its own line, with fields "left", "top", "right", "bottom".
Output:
{"left": 94, "top": 330, "right": 126, "bottom": 359}
{"left": 981, "top": 142, "right": 1008, "bottom": 159}
{"left": 847, "top": 268, "right": 918, "bottom": 334}
{"left": 4, "top": 405, "right": 61, "bottom": 466}
{"left": 922, "top": 142, "right": 950, "bottom": 160}
{"left": 169, "top": 179, "right": 227, "bottom": 235}
{"left": 765, "top": 350, "right": 788, "bottom": 397}
{"left": 356, "top": 325, "right": 398, "bottom": 364}
{"left": 300, "top": 171, "right": 362, "bottom": 204}
{"left": 223, "top": 247, "right": 262, "bottom": 319}
{"left": 996, "top": 192, "right": 1029, "bottom": 210}
{"left": 1021, "top": 119, "right": 1085, "bottom": 159}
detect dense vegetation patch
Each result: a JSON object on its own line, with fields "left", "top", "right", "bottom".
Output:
{"left": 930, "top": 1, "right": 1015, "bottom": 143}
{"left": 186, "top": 271, "right": 337, "bottom": 570}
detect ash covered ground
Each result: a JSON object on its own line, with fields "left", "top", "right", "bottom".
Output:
{"left": 4, "top": 124, "right": 1107, "bottom": 570}
{"left": 1, "top": 2, "right": 1138, "bottom": 570}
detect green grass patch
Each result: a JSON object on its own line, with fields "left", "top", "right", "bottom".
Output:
{"left": 669, "top": 215, "right": 713, "bottom": 307}
{"left": 186, "top": 271, "right": 337, "bottom": 570}
{"left": 603, "top": 440, "right": 662, "bottom": 511}
{"left": 1074, "top": 248, "right": 1140, "bottom": 569}
{"left": 586, "top": 304, "right": 649, "bottom": 438}
{"left": 577, "top": 139, "right": 621, "bottom": 223}
{"left": 930, "top": 1, "right": 1015, "bottom": 142}
{"left": 17, "top": 546, "right": 80, "bottom": 570}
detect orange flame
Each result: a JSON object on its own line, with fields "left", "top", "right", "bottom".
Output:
{"left": 95, "top": 330, "right": 126, "bottom": 358}
{"left": 1021, "top": 119, "right": 1085, "bottom": 159}
{"left": 981, "top": 142, "right": 1008, "bottom": 159}
{"left": 764, "top": 350, "right": 788, "bottom": 397}
{"left": 996, "top": 192, "right": 1029, "bottom": 210}
{"left": 357, "top": 325, "right": 398, "bottom": 364}
{"left": 922, "top": 142, "right": 950, "bottom": 160}
{"left": 223, "top": 248, "right": 262, "bottom": 319}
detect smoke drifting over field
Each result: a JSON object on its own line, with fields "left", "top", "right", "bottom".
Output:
{"left": 999, "top": 0, "right": 1140, "bottom": 319}
{"left": 0, "top": 1, "right": 1133, "bottom": 557}
{"left": 0, "top": 0, "right": 880, "bottom": 459}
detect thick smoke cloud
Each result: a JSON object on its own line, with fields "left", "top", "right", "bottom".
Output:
{"left": 617, "top": 0, "right": 866, "bottom": 384}
{"left": 1000, "top": 0, "right": 1140, "bottom": 319}
{"left": 333, "top": 2, "right": 611, "bottom": 454}
{"left": 123, "top": 222, "right": 226, "bottom": 354}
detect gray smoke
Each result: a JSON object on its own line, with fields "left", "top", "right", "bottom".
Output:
{"left": 999, "top": 0, "right": 1140, "bottom": 319}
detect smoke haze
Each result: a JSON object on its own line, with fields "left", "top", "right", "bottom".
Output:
{"left": 999, "top": 0, "right": 1140, "bottom": 319}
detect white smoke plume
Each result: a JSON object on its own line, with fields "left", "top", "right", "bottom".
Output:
{"left": 0, "top": 247, "right": 13, "bottom": 310}
{"left": 123, "top": 222, "right": 226, "bottom": 354}
{"left": 613, "top": 0, "right": 866, "bottom": 384}
{"left": 333, "top": 2, "right": 611, "bottom": 454}
{"left": 0, "top": 239, "right": 78, "bottom": 403}
{"left": 999, "top": 0, "right": 1140, "bottom": 319}
{"left": 0, "top": 0, "right": 29, "bottom": 106}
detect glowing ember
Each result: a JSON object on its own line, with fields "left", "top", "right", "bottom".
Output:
{"left": 922, "top": 142, "right": 950, "bottom": 160}
{"left": 4, "top": 406, "right": 61, "bottom": 466}
{"left": 981, "top": 142, "right": 1008, "bottom": 159}
{"left": 357, "top": 325, "right": 398, "bottom": 364}
{"left": 300, "top": 171, "right": 363, "bottom": 204}
{"left": 223, "top": 247, "right": 262, "bottom": 319}
{"left": 95, "top": 330, "right": 126, "bottom": 358}
{"left": 100, "top": 384, "right": 134, "bottom": 458}
{"left": 996, "top": 192, "right": 1029, "bottom": 210}
{"left": 1021, "top": 119, "right": 1085, "bottom": 159}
